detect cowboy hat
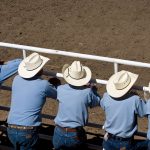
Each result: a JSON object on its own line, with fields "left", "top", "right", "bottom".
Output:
{"left": 106, "top": 70, "right": 138, "bottom": 98}
{"left": 18, "top": 52, "right": 49, "bottom": 78}
{"left": 62, "top": 61, "right": 92, "bottom": 86}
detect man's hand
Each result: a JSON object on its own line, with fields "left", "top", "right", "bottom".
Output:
{"left": 0, "top": 60, "right": 4, "bottom": 65}
{"left": 144, "top": 91, "right": 150, "bottom": 100}
{"left": 86, "top": 82, "right": 98, "bottom": 91}
{"left": 49, "top": 77, "right": 61, "bottom": 88}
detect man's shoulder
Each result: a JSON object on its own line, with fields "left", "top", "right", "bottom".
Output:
{"left": 57, "top": 84, "right": 68, "bottom": 89}
{"left": 37, "top": 79, "right": 50, "bottom": 86}
{"left": 14, "top": 75, "right": 21, "bottom": 80}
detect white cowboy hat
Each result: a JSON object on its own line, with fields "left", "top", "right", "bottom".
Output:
{"left": 62, "top": 61, "right": 92, "bottom": 86}
{"left": 106, "top": 70, "right": 138, "bottom": 98}
{"left": 18, "top": 52, "right": 49, "bottom": 78}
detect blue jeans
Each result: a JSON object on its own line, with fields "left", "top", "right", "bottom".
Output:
{"left": 133, "top": 140, "right": 149, "bottom": 150}
{"left": 7, "top": 127, "right": 39, "bottom": 150}
{"left": 103, "top": 138, "right": 132, "bottom": 150}
{"left": 52, "top": 126, "right": 87, "bottom": 150}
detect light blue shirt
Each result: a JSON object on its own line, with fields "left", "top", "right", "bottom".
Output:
{"left": 54, "top": 84, "right": 100, "bottom": 128}
{"left": 0, "top": 59, "right": 22, "bottom": 84}
{"left": 7, "top": 75, "right": 57, "bottom": 126}
{"left": 145, "top": 100, "right": 150, "bottom": 139}
{"left": 147, "top": 115, "right": 150, "bottom": 140}
{"left": 100, "top": 92, "right": 146, "bottom": 138}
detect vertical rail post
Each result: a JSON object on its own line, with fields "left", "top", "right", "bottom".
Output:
{"left": 23, "top": 49, "right": 26, "bottom": 59}
{"left": 114, "top": 62, "right": 118, "bottom": 73}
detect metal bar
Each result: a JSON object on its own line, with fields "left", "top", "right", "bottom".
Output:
{"left": 0, "top": 42, "right": 150, "bottom": 68}
{"left": 0, "top": 85, "right": 11, "bottom": 91}
{"left": 22, "top": 49, "right": 26, "bottom": 58}
{"left": 43, "top": 70, "right": 108, "bottom": 85}
{"left": 114, "top": 62, "right": 118, "bottom": 73}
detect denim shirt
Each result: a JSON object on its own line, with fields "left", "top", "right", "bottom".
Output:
{"left": 7, "top": 75, "right": 57, "bottom": 126}
{"left": 54, "top": 84, "right": 101, "bottom": 128}
{"left": 0, "top": 59, "right": 22, "bottom": 84}
{"left": 100, "top": 92, "right": 146, "bottom": 138}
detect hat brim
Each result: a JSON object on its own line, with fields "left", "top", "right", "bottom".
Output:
{"left": 106, "top": 71, "right": 138, "bottom": 98}
{"left": 18, "top": 56, "right": 49, "bottom": 78}
{"left": 63, "top": 66, "right": 92, "bottom": 86}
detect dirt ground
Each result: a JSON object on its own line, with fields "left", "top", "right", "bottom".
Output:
{"left": 0, "top": 0, "right": 150, "bottom": 149}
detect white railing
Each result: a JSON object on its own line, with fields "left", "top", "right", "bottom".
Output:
{"left": 0, "top": 42, "right": 150, "bottom": 91}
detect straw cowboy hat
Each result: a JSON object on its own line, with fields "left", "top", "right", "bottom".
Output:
{"left": 106, "top": 70, "right": 138, "bottom": 98}
{"left": 18, "top": 52, "right": 49, "bottom": 78}
{"left": 62, "top": 61, "right": 92, "bottom": 86}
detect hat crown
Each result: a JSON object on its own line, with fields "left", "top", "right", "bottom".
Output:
{"left": 24, "top": 53, "right": 43, "bottom": 71}
{"left": 113, "top": 72, "right": 131, "bottom": 90}
{"left": 68, "top": 61, "right": 85, "bottom": 80}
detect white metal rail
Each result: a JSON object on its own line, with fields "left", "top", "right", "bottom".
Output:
{"left": 0, "top": 42, "right": 150, "bottom": 91}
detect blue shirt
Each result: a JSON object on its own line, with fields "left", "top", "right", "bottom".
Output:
{"left": 145, "top": 100, "right": 150, "bottom": 139}
{"left": 147, "top": 115, "right": 150, "bottom": 140}
{"left": 7, "top": 75, "right": 57, "bottom": 126}
{"left": 54, "top": 84, "right": 100, "bottom": 128}
{"left": 0, "top": 59, "right": 22, "bottom": 84}
{"left": 100, "top": 92, "right": 146, "bottom": 138}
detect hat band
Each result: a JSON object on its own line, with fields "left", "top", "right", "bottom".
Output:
{"left": 66, "top": 68, "right": 86, "bottom": 80}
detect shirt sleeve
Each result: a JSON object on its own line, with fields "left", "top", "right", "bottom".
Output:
{"left": 135, "top": 96, "right": 147, "bottom": 117}
{"left": 147, "top": 115, "right": 150, "bottom": 139}
{"left": 45, "top": 81, "right": 57, "bottom": 99}
{"left": 88, "top": 89, "right": 101, "bottom": 108}
{"left": 99, "top": 93, "right": 107, "bottom": 110}
{"left": 146, "top": 100, "right": 150, "bottom": 115}
{"left": 100, "top": 95, "right": 105, "bottom": 110}
{"left": 0, "top": 59, "right": 22, "bottom": 82}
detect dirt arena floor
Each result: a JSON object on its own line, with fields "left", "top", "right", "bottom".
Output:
{"left": 0, "top": 0, "right": 150, "bottom": 149}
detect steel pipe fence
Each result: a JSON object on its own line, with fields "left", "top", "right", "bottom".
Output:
{"left": 0, "top": 42, "right": 149, "bottom": 148}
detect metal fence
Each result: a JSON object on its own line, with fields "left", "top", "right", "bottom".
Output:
{"left": 0, "top": 42, "right": 149, "bottom": 149}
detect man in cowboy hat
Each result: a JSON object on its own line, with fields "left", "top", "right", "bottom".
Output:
{"left": 100, "top": 70, "right": 147, "bottom": 150}
{"left": 52, "top": 61, "right": 100, "bottom": 150}
{"left": 138, "top": 84, "right": 150, "bottom": 150}
{"left": 7, "top": 52, "right": 57, "bottom": 150}
{"left": 0, "top": 58, "right": 22, "bottom": 84}
{"left": 146, "top": 87, "right": 150, "bottom": 150}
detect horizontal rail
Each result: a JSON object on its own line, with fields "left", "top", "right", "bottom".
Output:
{"left": 1, "top": 70, "right": 149, "bottom": 91}
{"left": 0, "top": 42, "right": 150, "bottom": 68}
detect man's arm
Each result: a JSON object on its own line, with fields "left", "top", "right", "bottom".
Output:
{"left": 136, "top": 96, "right": 147, "bottom": 117}
{"left": 88, "top": 87, "right": 101, "bottom": 108}
{"left": 45, "top": 81, "right": 57, "bottom": 99}
{"left": 48, "top": 77, "right": 61, "bottom": 89}
{"left": 0, "top": 59, "right": 22, "bottom": 82}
